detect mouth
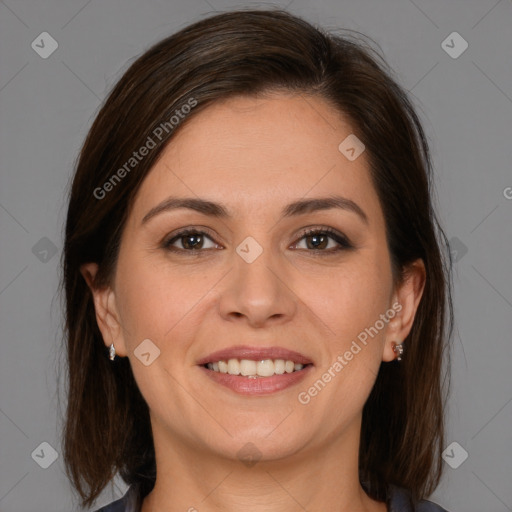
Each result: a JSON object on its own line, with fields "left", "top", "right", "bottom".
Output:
{"left": 197, "top": 346, "right": 313, "bottom": 395}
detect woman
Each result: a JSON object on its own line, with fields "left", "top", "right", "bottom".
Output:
{"left": 61, "top": 9, "right": 453, "bottom": 512}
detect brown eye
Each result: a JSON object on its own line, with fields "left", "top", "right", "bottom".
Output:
{"left": 304, "top": 232, "right": 330, "bottom": 250}
{"left": 294, "top": 228, "right": 353, "bottom": 252}
{"left": 163, "top": 229, "right": 218, "bottom": 252}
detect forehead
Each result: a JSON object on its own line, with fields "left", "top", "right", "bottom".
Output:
{"left": 130, "top": 93, "right": 383, "bottom": 226}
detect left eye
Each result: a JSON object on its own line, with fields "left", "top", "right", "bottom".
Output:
{"left": 163, "top": 229, "right": 218, "bottom": 251}
{"left": 293, "top": 228, "right": 352, "bottom": 252}
{"left": 163, "top": 227, "right": 352, "bottom": 253}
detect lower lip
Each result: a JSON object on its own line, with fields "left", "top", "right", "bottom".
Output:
{"left": 199, "top": 365, "right": 312, "bottom": 395}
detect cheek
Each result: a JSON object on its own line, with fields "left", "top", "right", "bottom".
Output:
{"left": 304, "top": 250, "right": 392, "bottom": 348}
{"left": 113, "top": 255, "right": 215, "bottom": 415}
{"left": 115, "top": 251, "right": 216, "bottom": 350}
{"left": 301, "top": 265, "right": 392, "bottom": 427}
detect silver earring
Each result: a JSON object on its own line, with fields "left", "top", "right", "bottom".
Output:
{"left": 109, "top": 343, "right": 116, "bottom": 361}
{"left": 393, "top": 342, "right": 404, "bottom": 361}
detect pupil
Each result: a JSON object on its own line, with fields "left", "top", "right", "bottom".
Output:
{"left": 184, "top": 234, "right": 202, "bottom": 249}
{"left": 309, "top": 234, "right": 326, "bottom": 249}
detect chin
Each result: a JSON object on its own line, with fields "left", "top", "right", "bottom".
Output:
{"left": 208, "top": 425, "right": 313, "bottom": 464}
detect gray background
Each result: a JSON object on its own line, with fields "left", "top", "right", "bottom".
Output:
{"left": 0, "top": 0, "right": 511, "bottom": 511}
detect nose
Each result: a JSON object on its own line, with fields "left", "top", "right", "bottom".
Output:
{"left": 217, "top": 240, "right": 297, "bottom": 328}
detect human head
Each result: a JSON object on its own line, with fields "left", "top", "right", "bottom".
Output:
{"left": 61, "top": 8, "right": 452, "bottom": 508}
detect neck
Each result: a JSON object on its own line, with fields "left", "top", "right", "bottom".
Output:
{"left": 141, "top": 417, "right": 386, "bottom": 512}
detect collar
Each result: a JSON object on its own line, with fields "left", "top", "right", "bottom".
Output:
{"left": 100, "top": 482, "right": 449, "bottom": 512}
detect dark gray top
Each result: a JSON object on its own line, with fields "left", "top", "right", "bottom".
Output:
{"left": 94, "top": 483, "right": 450, "bottom": 512}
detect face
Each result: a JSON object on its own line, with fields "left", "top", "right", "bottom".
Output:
{"left": 85, "top": 93, "right": 424, "bottom": 463}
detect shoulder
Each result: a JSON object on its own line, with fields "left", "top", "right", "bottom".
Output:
{"left": 93, "top": 484, "right": 141, "bottom": 512}
{"left": 388, "top": 485, "right": 451, "bottom": 512}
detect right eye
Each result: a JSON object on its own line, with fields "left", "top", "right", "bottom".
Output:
{"left": 162, "top": 229, "right": 220, "bottom": 253}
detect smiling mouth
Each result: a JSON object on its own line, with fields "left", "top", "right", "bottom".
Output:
{"left": 203, "top": 358, "right": 311, "bottom": 378}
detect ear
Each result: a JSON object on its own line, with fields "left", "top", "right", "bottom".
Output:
{"left": 80, "top": 262, "right": 127, "bottom": 357}
{"left": 382, "top": 258, "right": 426, "bottom": 362}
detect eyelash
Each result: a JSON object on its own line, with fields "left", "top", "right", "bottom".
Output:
{"left": 161, "top": 226, "right": 354, "bottom": 255}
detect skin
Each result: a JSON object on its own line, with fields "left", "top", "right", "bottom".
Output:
{"left": 82, "top": 93, "right": 425, "bottom": 512}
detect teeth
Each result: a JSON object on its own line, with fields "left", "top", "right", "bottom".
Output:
{"left": 274, "top": 359, "right": 285, "bottom": 374}
{"left": 206, "top": 358, "right": 306, "bottom": 377}
{"left": 257, "top": 359, "right": 275, "bottom": 377}
{"left": 240, "top": 359, "right": 257, "bottom": 376}
{"left": 227, "top": 359, "right": 240, "bottom": 375}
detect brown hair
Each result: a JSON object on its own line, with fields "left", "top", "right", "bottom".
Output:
{"left": 60, "top": 8, "right": 453, "bottom": 508}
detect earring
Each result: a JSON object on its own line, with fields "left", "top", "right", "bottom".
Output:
{"left": 109, "top": 343, "right": 116, "bottom": 361}
{"left": 392, "top": 342, "right": 404, "bottom": 361}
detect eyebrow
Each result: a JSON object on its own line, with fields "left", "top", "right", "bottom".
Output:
{"left": 141, "top": 195, "right": 369, "bottom": 225}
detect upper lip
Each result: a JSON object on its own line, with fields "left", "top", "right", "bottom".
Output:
{"left": 197, "top": 345, "right": 313, "bottom": 366}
